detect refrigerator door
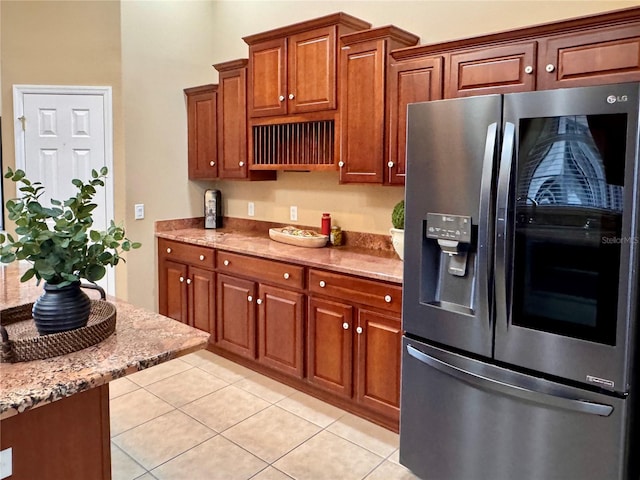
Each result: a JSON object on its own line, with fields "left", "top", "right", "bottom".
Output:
{"left": 403, "top": 95, "right": 501, "bottom": 358}
{"left": 399, "top": 337, "right": 632, "bottom": 480}
{"left": 495, "top": 83, "right": 640, "bottom": 392}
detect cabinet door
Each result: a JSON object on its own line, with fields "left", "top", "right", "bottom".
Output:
{"left": 307, "top": 297, "right": 353, "bottom": 397}
{"left": 288, "top": 26, "right": 337, "bottom": 114}
{"left": 218, "top": 66, "right": 249, "bottom": 179}
{"left": 258, "top": 284, "right": 305, "bottom": 378}
{"left": 188, "top": 266, "right": 215, "bottom": 335}
{"left": 538, "top": 24, "right": 640, "bottom": 90}
{"left": 339, "top": 39, "right": 386, "bottom": 184}
{"left": 159, "top": 259, "right": 188, "bottom": 323}
{"left": 248, "top": 38, "right": 287, "bottom": 118}
{"left": 186, "top": 87, "right": 218, "bottom": 179}
{"left": 387, "top": 56, "right": 443, "bottom": 185}
{"left": 355, "top": 309, "right": 401, "bottom": 420}
{"left": 216, "top": 274, "right": 256, "bottom": 358}
{"left": 445, "top": 42, "right": 536, "bottom": 98}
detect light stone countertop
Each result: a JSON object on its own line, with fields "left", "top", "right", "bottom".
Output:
{"left": 156, "top": 228, "right": 404, "bottom": 284}
{"left": 0, "top": 262, "right": 210, "bottom": 419}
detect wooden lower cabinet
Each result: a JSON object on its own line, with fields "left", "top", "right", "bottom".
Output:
{"left": 307, "top": 296, "right": 401, "bottom": 422}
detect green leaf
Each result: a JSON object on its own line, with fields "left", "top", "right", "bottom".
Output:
{"left": 0, "top": 253, "right": 16, "bottom": 263}
{"left": 12, "top": 169, "right": 26, "bottom": 182}
{"left": 19, "top": 269, "right": 36, "bottom": 282}
{"left": 72, "top": 178, "right": 83, "bottom": 188}
{"left": 90, "top": 230, "right": 101, "bottom": 241}
{"left": 91, "top": 169, "right": 99, "bottom": 179}
{"left": 85, "top": 264, "right": 106, "bottom": 282}
{"left": 131, "top": 242, "right": 142, "bottom": 249}
{"left": 100, "top": 166, "right": 108, "bottom": 176}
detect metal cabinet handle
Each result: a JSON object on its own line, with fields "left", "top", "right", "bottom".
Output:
{"left": 288, "top": 93, "right": 295, "bottom": 100}
{"left": 319, "top": 281, "right": 326, "bottom": 288}
{"left": 166, "top": 248, "right": 172, "bottom": 254}
{"left": 223, "top": 260, "right": 229, "bottom": 266}
{"left": 342, "top": 322, "right": 349, "bottom": 330}
{"left": 239, "top": 161, "right": 245, "bottom": 167}
{"left": 256, "top": 298, "right": 263, "bottom": 305}
{"left": 179, "top": 276, "right": 184, "bottom": 283}
{"left": 524, "top": 65, "right": 533, "bottom": 74}
{"left": 199, "top": 255, "right": 205, "bottom": 261}
{"left": 338, "top": 161, "right": 344, "bottom": 168}
{"left": 545, "top": 64, "right": 555, "bottom": 73}
{"left": 283, "top": 273, "right": 290, "bottom": 279}
{"left": 209, "top": 161, "right": 215, "bottom": 167}
{"left": 248, "top": 295, "right": 253, "bottom": 302}
{"left": 356, "top": 327, "right": 363, "bottom": 334}
{"left": 186, "top": 278, "right": 192, "bottom": 285}
{"left": 387, "top": 161, "right": 394, "bottom": 168}
{"left": 279, "top": 95, "right": 285, "bottom": 101}
{"left": 384, "top": 295, "right": 392, "bottom": 303}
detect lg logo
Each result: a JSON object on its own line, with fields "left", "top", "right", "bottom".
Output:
{"left": 607, "top": 94, "right": 628, "bottom": 104}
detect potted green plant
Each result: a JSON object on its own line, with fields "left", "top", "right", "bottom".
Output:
{"left": 390, "top": 199, "right": 404, "bottom": 260}
{"left": 0, "top": 167, "right": 140, "bottom": 335}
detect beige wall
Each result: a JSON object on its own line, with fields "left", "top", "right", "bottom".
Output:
{"left": 2, "top": 0, "right": 639, "bottom": 311}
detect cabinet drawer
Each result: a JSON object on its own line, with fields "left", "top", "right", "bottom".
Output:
{"left": 216, "top": 251, "right": 304, "bottom": 289}
{"left": 308, "top": 269, "right": 402, "bottom": 313}
{"left": 158, "top": 238, "right": 215, "bottom": 270}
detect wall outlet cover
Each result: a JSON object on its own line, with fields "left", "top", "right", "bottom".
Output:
{"left": 290, "top": 206, "right": 298, "bottom": 222}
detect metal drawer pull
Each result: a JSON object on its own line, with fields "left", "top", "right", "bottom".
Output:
{"left": 288, "top": 93, "right": 295, "bottom": 100}
{"left": 239, "top": 161, "right": 245, "bottom": 167}
{"left": 179, "top": 276, "right": 184, "bottom": 283}
{"left": 199, "top": 255, "right": 205, "bottom": 261}
{"left": 387, "top": 161, "right": 394, "bottom": 168}
{"left": 343, "top": 322, "right": 349, "bottom": 330}
{"left": 283, "top": 273, "right": 290, "bottom": 279}
{"left": 186, "top": 278, "right": 192, "bottom": 285}
{"left": 319, "top": 281, "right": 326, "bottom": 288}
{"left": 256, "top": 299, "right": 263, "bottom": 305}
{"left": 545, "top": 64, "right": 555, "bottom": 73}
{"left": 166, "top": 248, "right": 172, "bottom": 254}
{"left": 247, "top": 295, "right": 253, "bottom": 302}
{"left": 338, "top": 161, "right": 344, "bottom": 168}
{"left": 279, "top": 95, "right": 285, "bottom": 101}
{"left": 524, "top": 65, "right": 533, "bottom": 74}
{"left": 209, "top": 161, "right": 215, "bottom": 167}
{"left": 223, "top": 260, "right": 230, "bottom": 266}
{"left": 356, "top": 327, "right": 363, "bottom": 334}
{"left": 384, "top": 295, "right": 392, "bottom": 303}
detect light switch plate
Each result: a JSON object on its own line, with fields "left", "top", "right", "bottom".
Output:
{"left": 0, "top": 448, "right": 12, "bottom": 479}
{"left": 248, "top": 202, "right": 255, "bottom": 217}
{"left": 290, "top": 206, "right": 298, "bottom": 222}
{"left": 134, "top": 204, "right": 144, "bottom": 220}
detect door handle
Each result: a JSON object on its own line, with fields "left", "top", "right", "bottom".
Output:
{"left": 406, "top": 344, "right": 613, "bottom": 417}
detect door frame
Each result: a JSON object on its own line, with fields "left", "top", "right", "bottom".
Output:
{"left": 12, "top": 85, "right": 115, "bottom": 293}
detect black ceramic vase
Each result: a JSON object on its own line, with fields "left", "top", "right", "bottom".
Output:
{"left": 32, "top": 281, "right": 92, "bottom": 335}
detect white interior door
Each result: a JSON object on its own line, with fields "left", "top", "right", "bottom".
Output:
{"left": 13, "top": 86, "right": 114, "bottom": 294}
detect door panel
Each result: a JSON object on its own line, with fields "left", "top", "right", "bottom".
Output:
{"left": 496, "top": 84, "right": 640, "bottom": 391}
{"left": 307, "top": 297, "right": 353, "bottom": 397}
{"left": 218, "top": 67, "right": 248, "bottom": 179}
{"left": 404, "top": 95, "right": 501, "bottom": 357}
{"left": 258, "top": 284, "right": 304, "bottom": 378}
{"left": 248, "top": 38, "right": 287, "bottom": 118}
{"left": 161, "top": 260, "right": 188, "bottom": 323}
{"left": 216, "top": 274, "right": 256, "bottom": 358}
{"left": 189, "top": 266, "right": 215, "bottom": 335}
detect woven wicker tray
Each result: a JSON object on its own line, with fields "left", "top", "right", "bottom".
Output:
{"left": 0, "top": 300, "right": 117, "bottom": 363}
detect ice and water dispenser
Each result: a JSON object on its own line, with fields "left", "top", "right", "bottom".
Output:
{"left": 422, "top": 213, "right": 477, "bottom": 314}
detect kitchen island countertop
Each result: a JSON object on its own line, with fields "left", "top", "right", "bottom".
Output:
{"left": 0, "top": 262, "right": 210, "bottom": 419}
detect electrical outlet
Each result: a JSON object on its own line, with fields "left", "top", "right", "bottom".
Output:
{"left": 0, "top": 448, "right": 12, "bottom": 479}
{"left": 290, "top": 205, "right": 298, "bottom": 222}
{"left": 134, "top": 204, "right": 145, "bottom": 220}
{"left": 248, "top": 202, "right": 255, "bottom": 217}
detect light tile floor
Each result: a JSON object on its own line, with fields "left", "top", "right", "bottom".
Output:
{"left": 110, "top": 349, "right": 419, "bottom": 480}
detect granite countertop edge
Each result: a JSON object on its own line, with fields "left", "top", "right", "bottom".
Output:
{"left": 156, "top": 228, "right": 404, "bottom": 284}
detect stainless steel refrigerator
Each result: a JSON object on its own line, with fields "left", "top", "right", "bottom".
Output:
{"left": 400, "top": 82, "right": 640, "bottom": 480}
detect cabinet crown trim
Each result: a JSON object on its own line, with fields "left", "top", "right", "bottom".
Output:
{"left": 390, "top": 5, "right": 640, "bottom": 61}
{"left": 243, "top": 11, "right": 371, "bottom": 45}
{"left": 184, "top": 84, "right": 218, "bottom": 95}
{"left": 213, "top": 58, "right": 249, "bottom": 72}
{"left": 340, "top": 25, "right": 419, "bottom": 47}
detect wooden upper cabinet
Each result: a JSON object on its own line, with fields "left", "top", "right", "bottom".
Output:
{"left": 244, "top": 13, "right": 371, "bottom": 120}
{"left": 445, "top": 42, "right": 537, "bottom": 98}
{"left": 387, "top": 55, "right": 443, "bottom": 185}
{"left": 339, "top": 27, "right": 419, "bottom": 185}
{"left": 214, "top": 59, "right": 276, "bottom": 181}
{"left": 184, "top": 85, "right": 218, "bottom": 180}
{"left": 538, "top": 23, "right": 640, "bottom": 90}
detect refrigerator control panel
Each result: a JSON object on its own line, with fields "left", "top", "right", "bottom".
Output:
{"left": 426, "top": 214, "right": 472, "bottom": 243}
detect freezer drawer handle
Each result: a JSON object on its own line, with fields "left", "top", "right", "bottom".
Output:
{"left": 406, "top": 344, "right": 613, "bottom": 417}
